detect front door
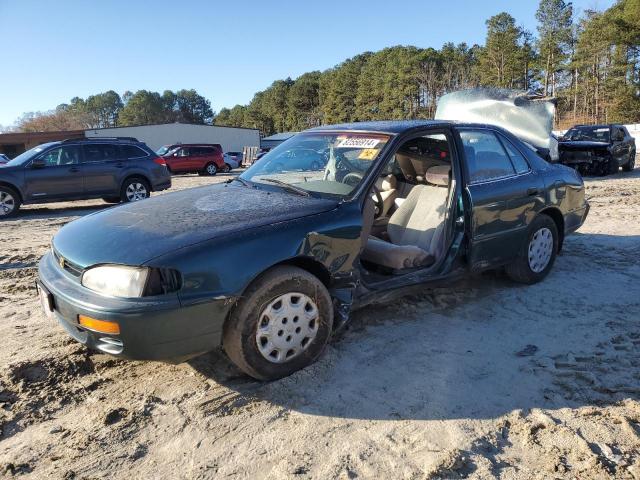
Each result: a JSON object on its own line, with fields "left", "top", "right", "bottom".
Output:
{"left": 24, "top": 145, "right": 84, "bottom": 201}
{"left": 459, "top": 128, "right": 545, "bottom": 271}
{"left": 82, "top": 143, "right": 123, "bottom": 195}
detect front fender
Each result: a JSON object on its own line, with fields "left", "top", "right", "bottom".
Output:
{"left": 146, "top": 202, "right": 364, "bottom": 307}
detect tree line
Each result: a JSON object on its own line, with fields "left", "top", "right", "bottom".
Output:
{"left": 10, "top": 0, "right": 639, "bottom": 134}
{"left": 216, "top": 0, "right": 639, "bottom": 133}
{"left": 15, "top": 89, "right": 213, "bottom": 132}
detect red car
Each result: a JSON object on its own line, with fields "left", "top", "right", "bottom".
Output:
{"left": 156, "top": 144, "right": 226, "bottom": 175}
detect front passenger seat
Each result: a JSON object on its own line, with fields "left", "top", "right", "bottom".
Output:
{"left": 361, "top": 165, "right": 451, "bottom": 270}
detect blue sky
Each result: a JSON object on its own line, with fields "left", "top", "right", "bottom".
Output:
{"left": 0, "top": 0, "right": 614, "bottom": 126}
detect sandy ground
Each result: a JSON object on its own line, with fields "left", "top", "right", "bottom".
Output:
{"left": 0, "top": 165, "right": 639, "bottom": 480}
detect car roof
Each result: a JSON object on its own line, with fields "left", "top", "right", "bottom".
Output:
{"left": 166, "top": 143, "right": 221, "bottom": 147}
{"left": 306, "top": 119, "right": 517, "bottom": 135}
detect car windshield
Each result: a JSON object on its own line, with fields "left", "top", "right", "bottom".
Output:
{"left": 4, "top": 143, "right": 56, "bottom": 166}
{"left": 565, "top": 126, "right": 610, "bottom": 142}
{"left": 240, "top": 132, "right": 390, "bottom": 198}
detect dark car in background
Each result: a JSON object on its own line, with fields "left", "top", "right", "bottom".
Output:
{"left": 0, "top": 137, "right": 171, "bottom": 218}
{"left": 157, "top": 143, "right": 226, "bottom": 175}
{"left": 558, "top": 124, "right": 636, "bottom": 175}
{"left": 38, "top": 120, "right": 588, "bottom": 380}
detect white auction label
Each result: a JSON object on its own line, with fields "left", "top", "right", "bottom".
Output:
{"left": 336, "top": 137, "right": 380, "bottom": 149}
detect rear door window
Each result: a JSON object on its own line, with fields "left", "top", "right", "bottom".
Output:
{"left": 499, "top": 136, "right": 530, "bottom": 174}
{"left": 460, "top": 130, "right": 516, "bottom": 183}
{"left": 83, "top": 144, "right": 120, "bottom": 162}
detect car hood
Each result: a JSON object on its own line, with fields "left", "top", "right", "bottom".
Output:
{"left": 559, "top": 141, "right": 610, "bottom": 150}
{"left": 53, "top": 183, "right": 338, "bottom": 268}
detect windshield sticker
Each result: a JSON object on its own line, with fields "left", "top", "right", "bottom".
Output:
{"left": 594, "top": 128, "right": 609, "bottom": 132}
{"left": 336, "top": 137, "right": 380, "bottom": 149}
{"left": 358, "top": 148, "right": 379, "bottom": 160}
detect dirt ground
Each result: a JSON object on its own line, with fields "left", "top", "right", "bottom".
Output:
{"left": 0, "top": 165, "right": 639, "bottom": 480}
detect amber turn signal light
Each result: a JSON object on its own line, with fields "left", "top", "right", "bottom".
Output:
{"left": 78, "top": 315, "right": 120, "bottom": 334}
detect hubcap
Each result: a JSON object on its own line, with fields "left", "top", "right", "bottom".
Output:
{"left": 528, "top": 227, "right": 553, "bottom": 273}
{"left": 207, "top": 164, "right": 217, "bottom": 174}
{"left": 126, "top": 182, "right": 148, "bottom": 202}
{"left": 255, "top": 292, "right": 319, "bottom": 364}
{"left": 0, "top": 191, "right": 15, "bottom": 216}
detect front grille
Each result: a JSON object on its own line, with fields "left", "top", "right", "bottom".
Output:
{"left": 53, "top": 249, "right": 84, "bottom": 278}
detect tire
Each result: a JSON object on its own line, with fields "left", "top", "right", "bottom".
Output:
{"left": 623, "top": 151, "right": 636, "bottom": 172}
{"left": 506, "top": 214, "right": 558, "bottom": 285}
{"left": 204, "top": 163, "right": 217, "bottom": 176}
{"left": 120, "top": 177, "right": 150, "bottom": 203}
{"left": 0, "top": 185, "right": 21, "bottom": 218}
{"left": 607, "top": 156, "right": 619, "bottom": 175}
{"left": 102, "top": 196, "right": 121, "bottom": 204}
{"left": 223, "top": 266, "right": 334, "bottom": 381}
{"left": 221, "top": 163, "right": 231, "bottom": 173}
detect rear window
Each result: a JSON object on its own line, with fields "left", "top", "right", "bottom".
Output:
{"left": 83, "top": 144, "right": 120, "bottom": 162}
{"left": 499, "top": 136, "right": 530, "bottom": 174}
{"left": 121, "top": 145, "right": 148, "bottom": 158}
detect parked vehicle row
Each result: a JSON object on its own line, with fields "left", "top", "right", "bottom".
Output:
{"left": 0, "top": 137, "right": 171, "bottom": 218}
{"left": 557, "top": 124, "right": 636, "bottom": 176}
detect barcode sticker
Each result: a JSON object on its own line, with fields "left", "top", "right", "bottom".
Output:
{"left": 336, "top": 137, "right": 380, "bottom": 149}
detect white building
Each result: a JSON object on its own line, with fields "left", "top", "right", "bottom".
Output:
{"left": 85, "top": 123, "right": 260, "bottom": 152}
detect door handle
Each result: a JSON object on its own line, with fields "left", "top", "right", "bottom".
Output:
{"left": 527, "top": 188, "right": 540, "bottom": 196}
{"left": 68, "top": 167, "right": 79, "bottom": 173}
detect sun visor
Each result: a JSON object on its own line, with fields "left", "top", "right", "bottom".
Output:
{"left": 435, "top": 88, "right": 558, "bottom": 161}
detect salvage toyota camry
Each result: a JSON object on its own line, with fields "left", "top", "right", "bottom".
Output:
{"left": 38, "top": 118, "right": 589, "bottom": 380}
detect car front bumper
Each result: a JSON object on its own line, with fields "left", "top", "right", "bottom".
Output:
{"left": 37, "top": 252, "right": 232, "bottom": 361}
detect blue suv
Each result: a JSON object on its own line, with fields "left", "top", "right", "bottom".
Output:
{"left": 0, "top": 137, "right": 171, "bottom": 218}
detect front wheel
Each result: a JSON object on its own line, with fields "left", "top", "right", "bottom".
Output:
{"left": 120, "top": 178, "right": 150, "bottom": 203}
{"left": 221, "top": 163, "right": 231, "bottom": 173}
{"left": 0, "top": 186, "right": 20, "bottom": 218}
{"left": 506, "top": 214, "right": 558, "bottom": 284}
{"left": 223, "top": 266, "right": 334, "bottom": 381}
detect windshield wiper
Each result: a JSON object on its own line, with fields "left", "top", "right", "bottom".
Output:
{"left": 261, "top": 178, "right": 311, "bottom": 197}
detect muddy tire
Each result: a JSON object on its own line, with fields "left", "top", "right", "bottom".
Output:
{"left": 0, "top": 185, "right": 20, "bottom": 218}
{"left": 223, "top": 266, "right": 333, "bottom": 381}
{"left": 506, "top": 214, "right": 558, "bottom": 285}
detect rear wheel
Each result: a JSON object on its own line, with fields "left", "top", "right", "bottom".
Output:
{"left": 506, "top": 214, "right": 558, "bottom": 284}
{"left": 221, "top": 163, "right": 231, "bottom": 173}
{"left": 0, "top": 186, "right": 20, "bottom": 218}
{"left": 623, "top": 151, "right": 636, "bottom": 172}
{"left": 120, "top": 177, "right": 150, "bottom": 203}
{"left": 204, "top": 163, "right": 217, "bottom": 176}
{"left": 223, "top": 266, "right": 333, "bottom": 381}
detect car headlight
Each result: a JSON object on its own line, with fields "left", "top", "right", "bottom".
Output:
{"left": 82, "top": 265, "right": 149, "bottom": 298}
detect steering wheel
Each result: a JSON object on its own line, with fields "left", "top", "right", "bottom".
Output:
{"left": 341, "top": 172, "right": 363, "bottom": 187}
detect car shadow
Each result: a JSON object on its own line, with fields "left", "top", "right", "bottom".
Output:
{"left": 190, "top": 231, "right": 640, "bottom": 421}
{"left": 4, "top": 203, "right": 114, "bottom": 222}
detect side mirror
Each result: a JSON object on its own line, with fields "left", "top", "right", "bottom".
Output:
{"left": 31, "top": 158, "right": 46, "bottom": 168}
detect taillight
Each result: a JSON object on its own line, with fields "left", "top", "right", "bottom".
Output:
{"left": 153, "top": 157, "right": 166, "bottom": 166}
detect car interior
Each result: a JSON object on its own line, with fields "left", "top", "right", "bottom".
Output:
{"left": 359, "top": 133, "right": 455, "bottom": 277}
